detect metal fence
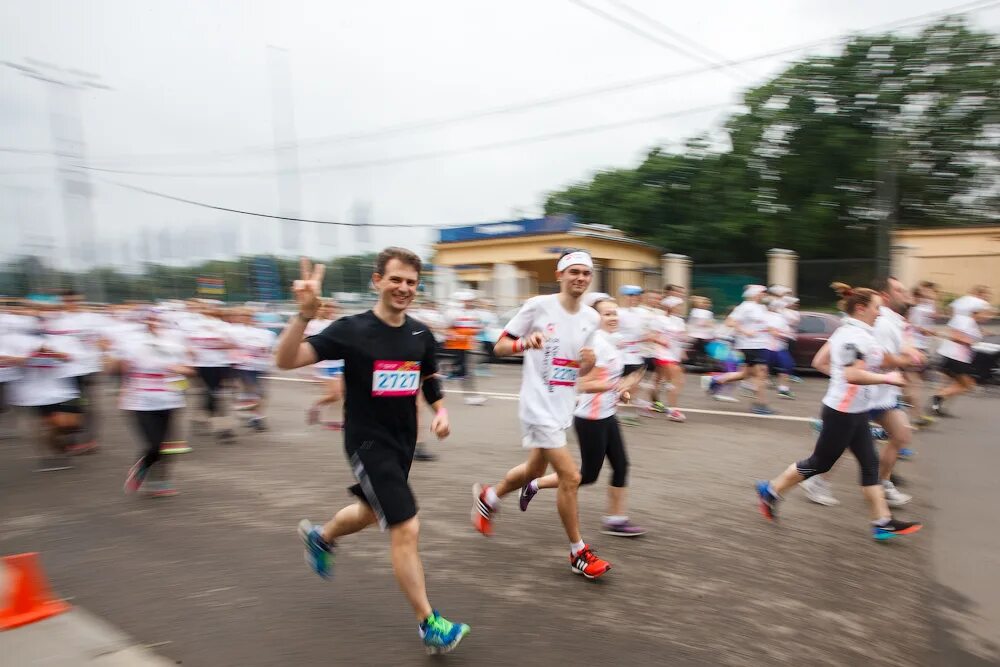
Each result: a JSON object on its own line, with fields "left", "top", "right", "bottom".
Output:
{"left": 797, "top": 258, "right": 876, "bottom": 310}
{"left": 690, "top": 262, "right": 768, "bottom": 311}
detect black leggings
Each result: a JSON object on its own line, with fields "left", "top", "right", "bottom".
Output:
{"left": 132, "top": 409, "right": 174, "bottom": 468}
{"left": 196, "top": 367, "right": 229, "bottom": 415}
{"left": 74, "top": 373, "right": 98, "bottom": 442}
{"left": 574, "top": 416, "right": 629, "bottom": 488}
{"left": 796, "top": 404, "right": 879, "bottom": 486}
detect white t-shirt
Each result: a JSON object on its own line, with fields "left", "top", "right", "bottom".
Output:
{"left": 44, "top": 312, "right": 106, "bottom": 376}
{"left": 0, "top": 333, "right": 24, "bottom": 383}
{"left": 821, "top": 318, "right": 886, "bottom": 414}
{"left": 782, "top": 308, "right": 801, "bottom": 329}
{"left": 907, "top": 302, "right": 935, "bottom": 350}
{"left": 730, "top": 301, "right": 771, "bottom": 350}
{"left": 950, "top": 295, "right": 988, "bottom": 317}
{"left": 411, "top": 308, "right": 447, "bottom": 343}
{"left": 871, "top": 306, "right": 906, "bottom": 409}
{"left": 938, "top": 314, "right": 981, "bottom": 363}
{"left": 574, "top": 329, "right": 624, "bottom": 421}
{"left": 650, "top": 313, "right": 686, "bottom": 362}
{"left": 687, "top": 308, "right": 715, "bottom": 340}
{"left": 766, "top": 311, "right": 793, "bottom": 352}
{"left": 6, "top": 333, "right": 82, "bottom": 407}
{"left": 116, "top": 333, "right": 190, "bottom": 411}
{"left": 503, "top": 294, "right": 600, "bottom": 430}
{"left": 234, "top": 325, "right": 277, "bottom": 372}
{"left": 617, "top": 306, "right": 651, "bottom": 365}
{"left": 186, "top": 319, "right": 235, "bottom": 367}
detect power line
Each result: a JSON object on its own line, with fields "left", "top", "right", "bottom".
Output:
{"left": 75, "top": 102, "right": 732, "bottom": 178}
{"left": 4, "top": 0, "right": 998, "bottom": 167}
{"left": 99, "top": 178, "right": 443, "bottom": 228}
{"left": 604, "top": 0, "right": 751, "bottom": 79}
{"left": 568, "top": 0, "right": 745, "bottom": 80}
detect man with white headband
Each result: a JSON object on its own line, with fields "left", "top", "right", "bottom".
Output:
{"left": 707, "top": 284, "right": 776, "bottom": 415}
{"left": 472, "top": 250, "right": 612, "bottom": 579}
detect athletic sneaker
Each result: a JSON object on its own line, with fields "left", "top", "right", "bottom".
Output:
{"left": 755, "top": 480, "right": 779, "bottom": 520}
{"left": 601, "top": 519, "right": 647, "bottom": 537}
{"left": 667, "top": 408, "right": 686, "bottom": 423}
{"left": 872, "top": 518, "right": 923, "bottom": 541}
{"left": 777, "top": 388, "right": 795, "bottom": 400}
{"left": 651, "top": 401, "right": 666, "bottom": 413}
{"left": 810, "top": 417, "right": 823, "bottom": 434}
{"left": 306, "top": 406, "right": 320, "bottom": 425}
{"left": 751, "top": 404, "right": 776, "bottom": 416}
{"left": 519, "top": 481, "right": 538, "bottom": 511}
{"left": 297, "top": 519, "right": 334, "bottom": 579}
{"left": 419, "top": 610, "right": 470, "bottom": 655}
{"left": 149, "top": 481, "right": 178, "bottom": 498}
{"left": 713, "top": 394, "right": 739, "bottom": 403}
{"left": 801, "top": 476, "right": 839, "bottom": 506}
{"left": 882, "top": 481, "right": 911, "bottom": 507}
{"left": 898, "top": 447, "right": 915, "bottom": 460}
{"left": 618, "top": 414, "right": 641, "bottom": 426}
{"left": 472, "top": 483, "right": 495, "bottom": 536}
{"left": 65, "top": 440, "right": 97, "bottom": 455}
{"left": 706, "top": 377, "right": 721, "bottom": 396}
{"left": 413, "top": 444, "right": 438, "bottom": 462}
{"left": 322, "top": 420, "right": 343, "bottom": 431}
{"left": 870, "top": 425, "right": 888, "bottom": 441}
{"left": 570, "top": 545, "right": 611, "bottom": 579}
{"left": 160, "top": 440, "right": 192, "bottom": 455}
{"left": 790, "top": 375, "right": 803, "bottom": 383}
{"left": 217, "top": 429, "right": 236, "bottom": 443}
{"left": 913, "top": 415, "right": 935, "bottom": 428}
{"left": 124, "top": 460, "right": 149, "bottom": 494}
{"left": 464, "top": 395, "right": 487, "bottom": 406}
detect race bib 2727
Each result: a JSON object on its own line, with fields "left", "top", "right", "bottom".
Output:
{"left": 372, "top": 360, "right": 421, "bottom": 396}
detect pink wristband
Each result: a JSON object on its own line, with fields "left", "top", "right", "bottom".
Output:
{"left": 436, "top": 408, "right": 448, "bottom": 418}
{"left": 513, "top": 339, "right": 525, "bottom": 353}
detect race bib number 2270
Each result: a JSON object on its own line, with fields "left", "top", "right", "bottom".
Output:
{"left": 372, "top": 360, "right": 421, "bottom": 397}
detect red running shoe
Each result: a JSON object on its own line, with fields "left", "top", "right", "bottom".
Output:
{"left": 471, "top": 483, "right": 495, "bottom": 536}
{"left": 570, "top": 545, "right": 611, "bottom": 579}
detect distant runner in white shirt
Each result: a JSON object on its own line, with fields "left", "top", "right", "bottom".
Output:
{"left": 519, "top": 293, "right": 646, "bottom": 537}
{"left": 707, "top": 285, "right": 775, "bottom": 414}
{"left": 648, "top": 296, "right": 688, "bottom": 422}
{"left": 932, "top": 295, "right": 993, "bottom": 416}
{"left": 765, "top": 298, "right": 796, "bottom": 400}
{"left": 185, "top": 306, "right": 237, "bottom": 442}
{"left": 687, "top": 295, "right": 716, "bottom": 363}
{"left": 615, "top": 285, "right": 649, "bottom": 426}
{"left": 110, "top": 309, "right": 196, "bottom": 496}
{"left": 232, "top": 307, "right": 277, "bottom": 431}
{"left": 472, "top": 250, "right": 614, "bottom": 580}
{"left": 304, "top": 300, "right": 345, "bottom": 430}
{"left": 906, "top": 281, "right": 938, "bottom": 426}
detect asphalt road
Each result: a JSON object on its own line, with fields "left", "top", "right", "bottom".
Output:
{"left": 1, "top": 367, "right": 998, "bottom": 666}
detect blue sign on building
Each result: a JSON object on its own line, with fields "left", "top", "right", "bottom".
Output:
{"left": 439, "top": 214, "right": 576, "bottom": 244}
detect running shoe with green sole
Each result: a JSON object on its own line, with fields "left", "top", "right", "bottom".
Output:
{"left": 420, "top": 610, "right": 470, "bottom": 654}
{"left": 297, "top": 519, "right": 334, "bottom": 579}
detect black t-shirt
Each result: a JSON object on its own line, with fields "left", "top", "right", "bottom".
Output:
{"left": 306, "top": 310, "right": 437, "bottom": 451}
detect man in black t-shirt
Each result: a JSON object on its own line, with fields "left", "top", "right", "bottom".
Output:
{"left": 275, "top": 247, "right": 470, "bottom": 655}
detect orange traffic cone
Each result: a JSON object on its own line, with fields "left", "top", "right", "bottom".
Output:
{"left": 0, "top": 553, "right": 71, "bottom": 630}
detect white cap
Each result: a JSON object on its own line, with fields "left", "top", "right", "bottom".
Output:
{"left": 784, "top": 296, "right": 800, "bottom": 305}
{"left": 661, "top": 295, "right": 684, "bottom": 309}
{"left": 582, "top": 292, "right": 612, "bottom": 308}
{"left": 557, "top": 251, "right": 594, "bottom": 272}
{"left": 453, "top": 290, "right": 476, "bottom": 302}
{"left": 769, "top": 284, "right": 792, "bottom": 297}
{"left": 743, "top": 285, "right": 767, "bottom": 299}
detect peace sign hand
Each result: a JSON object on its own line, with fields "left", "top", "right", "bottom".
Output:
{"left": 293, "top": 257, "right": 325, "bottom": 319}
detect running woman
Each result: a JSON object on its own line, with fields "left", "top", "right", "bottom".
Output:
{"left": 707, "top": 285, "right": 774, "bottom": 414}
{"left": 906, "top": 282, "right": 937, "bottom": 427}
{"left": 932, "top": 296, "right": 992, "bottom": 417}
{"left": 519, "top": 293, "right": 646, "bottom": 536}
{"left": 305, "top": 300, "right": 345, "bottom": 429}
{"left": 185, "top": 306, "right": 237, "bottom": 442}
{"left": 765, "top": 297, "right": 796, "bottom": 400}
{"left": 471, "top": 250, "right": 611, "bottom": 580}
{"left": 649, "top": 295, "right": 687, "bottom": 422}
{"left": 112, "top": 310, "right": 196, "bottom": 496}
{"left": 615, "top": 285, "right": 648, "bottom": 426}
{"left": 686, "top": 295, "right": 716, "bottom": 367}
{"left": 232, "top": 308, "right": 277, "bottom": 431}
{"left": 755, "top": 286, "right": 923, "bottom": 541}
{"left": 275, "top": 249, "right": 469, "bottom": 655}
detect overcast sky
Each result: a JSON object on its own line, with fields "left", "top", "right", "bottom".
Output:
{"left": 2, "top": 0, "right": 998, "bottom": 269}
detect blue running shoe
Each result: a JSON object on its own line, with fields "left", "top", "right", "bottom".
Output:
{"left": 420, "top": 610, "right": 470, "bottom": 654}
{"left": 706, "top": 377, "right": 721, "bottom": 396}
{"left": 870, "top": 425, "right": 888, "bottom": 441}
{"left": 898, "top": 448, "right": 915, "bottom": 460}
{"left": 810, "top": 417, "right": 823, "bottom": 434}
{"left": 755, "top": 481, "right": 779, "bottom": 521}
{"left": 751, "top": 404, "right": 776, "bottom": 416}
{"left": 297, "top": 519, "right": 334, "bottom": 579}
{"left": 872, "top": 518, "right": 922, "bottom": 541}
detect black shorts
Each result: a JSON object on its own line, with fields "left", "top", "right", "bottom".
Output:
{"left": 35, "top": 400, "right": 82, "bottom": 417}
{"left": 942, "top": 357, "right": 974, "bottom": 378}
{"left": 644, "top": 357, "right": 657, "bottom": 372}
{"left": 741, "top": 348, "right": 770, "bottom": 367}
{"left": 345, "top": 437, "right": 417, "bottom": 529}
{"left": 623, "top": 363, "right": 645, "bottom": 377}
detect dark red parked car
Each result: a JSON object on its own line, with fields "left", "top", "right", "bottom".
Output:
{"left": 790, "top": 311, "right": 842, "bottom": 370}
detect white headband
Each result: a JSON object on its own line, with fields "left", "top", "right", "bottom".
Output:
{"left": 557, "top": 251, "right": 594, "bottom": 272}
